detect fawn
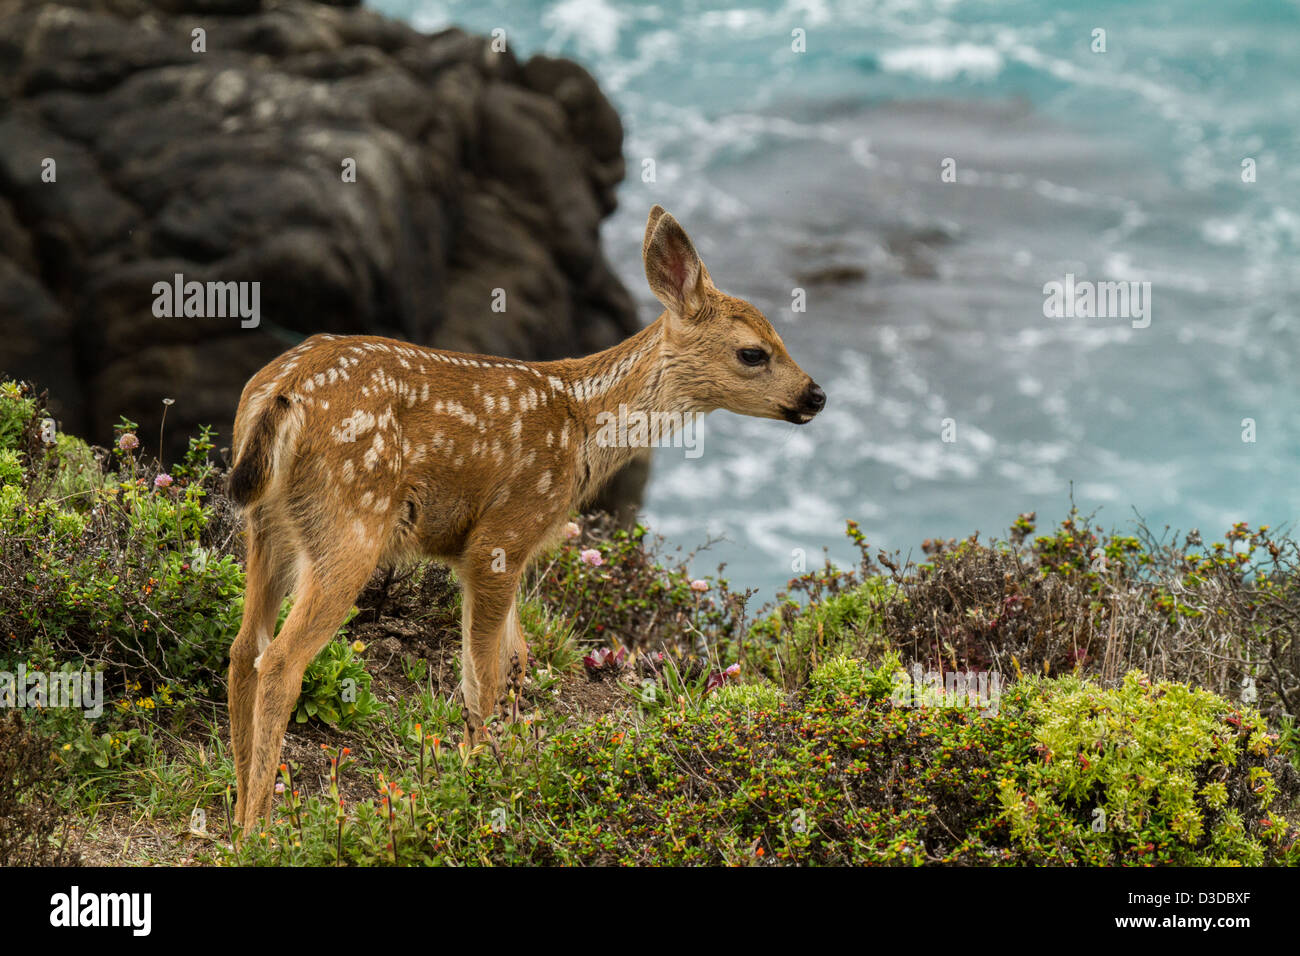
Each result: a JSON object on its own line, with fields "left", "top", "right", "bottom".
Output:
{"left": 225, "top": 205, "right": 826, "bottom": 829}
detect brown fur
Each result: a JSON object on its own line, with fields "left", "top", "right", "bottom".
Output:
{"left": 226, "top": 206, "right": 825, "bottom": 830}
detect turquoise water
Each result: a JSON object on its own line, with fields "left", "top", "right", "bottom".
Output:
{"left": 372, "top": 0, "right": 1300, "bottom": 596}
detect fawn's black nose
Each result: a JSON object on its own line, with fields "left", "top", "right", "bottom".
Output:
{"left": 803, "top": 383, "right": 826, "bottom": 412}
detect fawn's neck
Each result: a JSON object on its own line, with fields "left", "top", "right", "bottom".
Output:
{"left": 536, "top": 317, "right": 694, "bottom": 504}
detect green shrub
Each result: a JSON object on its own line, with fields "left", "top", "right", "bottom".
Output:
{"left": 530, "top": 517, "right": 749, "bottom": 656}
{"left": 60, "top": 724, "right": 149, "bottom": 776}
{"left": 704, "top": 680, "right": 784, "bottom": 714}
{"left": 0, "top": 382, "right": 35, "bottom": 452}
{"left": 295, "top": 636, "right": 379, "bottom": 731}
{"left": 743, "top": 578, "right": 895, "bottom": 689}
{"left": 999, "top": 670, "right": 1297, "bottom": 865}
{"left": 517, "top": 598, "right": 577, "bottom": 669}
{"left": 0, "top": 448, "right": 23, "bottom": 487}
{"left": 809, "top": 651, "right": 904, "bottom": 700}
{"left": 746, "top": 511, "right": 1300, "bottom": 721}
{"left": 229, "top": 660, "right": 1299, "bottom": 866}
{"left": 0, "top": 712, "right": 79, "bottom": 865}
{"left": 0, "top": 392, "right": 244, "bottom": 690}
{"left": 42, "top": 433, "right": 105, "bottom": 507}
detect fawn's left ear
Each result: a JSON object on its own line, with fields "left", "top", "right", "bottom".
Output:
{"left": 643, "top": 208, "right": 710, "bottom": 319}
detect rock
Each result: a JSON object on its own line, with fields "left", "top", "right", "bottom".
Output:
{"left": 793, "top": 264, "right": 868, "bottom": 286}
{"left": 0, "top": 0, "right": 644, "bottom": 512}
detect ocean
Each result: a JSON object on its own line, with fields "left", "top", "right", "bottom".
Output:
{"left": 372, "top": 0, "right": 1300, "bottom": 597}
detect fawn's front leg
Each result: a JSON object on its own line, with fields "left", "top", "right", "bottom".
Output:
{"left": 458, "top": 545, "right": 527, "bottom": 738}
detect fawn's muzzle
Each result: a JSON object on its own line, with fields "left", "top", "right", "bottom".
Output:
{"left": 782, "top": 382, "right": 826, "bottom": 424}
{"left": 803, "top": 383, "right": 826, "bottom": 412}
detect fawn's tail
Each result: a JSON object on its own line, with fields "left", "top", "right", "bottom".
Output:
{"left": 227, "top": 393, "right": 293, "bottom": 507}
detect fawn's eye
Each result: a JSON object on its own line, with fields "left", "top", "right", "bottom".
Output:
{"left": 737, "top": 347, "right": 768, "bottom": 367}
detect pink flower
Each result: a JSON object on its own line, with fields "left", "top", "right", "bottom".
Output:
{"left": 118, "top": 433, "right": 139, "bottom": 451}
{"left": 690, "top": 579, "right": 709, "bottom": 592}
{"left": 579, "top": 548, "right": 603, "bottom": 567}
{"left": 153, "top": 473, "right": 173, "bottom": 489}
{"left": 705, "top": 663, "right": 742, "bottom": 693}
{"left": 563, "top": 521, "right": 581, "bottom": 540}
{"left": 274, "top": 782, "right": 285, "bottom": 794}
{"left": 583, "top": 646, "right": 627, "bottom": 674}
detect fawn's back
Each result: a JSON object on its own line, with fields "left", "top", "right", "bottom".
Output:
{"left": 230, "top": 333, "right": 584, "bottom": 570}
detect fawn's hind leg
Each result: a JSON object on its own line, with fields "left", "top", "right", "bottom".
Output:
{"left": 229, "top": 510, "right": 295, "bottom": 832}
{"left": 239, "top": 546, "right": 379, "bottom": 830}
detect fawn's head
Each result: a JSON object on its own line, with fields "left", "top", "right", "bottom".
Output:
{"left": 642, "top": 205, "right": 826, "bottom": 424}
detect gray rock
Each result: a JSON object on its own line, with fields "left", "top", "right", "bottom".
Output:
{"left": 0, "top": 0, "right": 643, "bottom": 514}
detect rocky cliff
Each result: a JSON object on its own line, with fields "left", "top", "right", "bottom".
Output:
{"left": 0, "top": 0, "right": 643, "bottom": 511}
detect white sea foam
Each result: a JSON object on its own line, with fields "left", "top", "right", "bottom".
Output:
{"left": 879, "top": 44, "right": 1004, "bottom": 82}
{"left": 540, "top": 0, "right": 623, "bottom": 56}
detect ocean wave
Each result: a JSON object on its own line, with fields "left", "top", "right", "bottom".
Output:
{"left": 878, "top": 43, "right": 1004, "bottom": 82}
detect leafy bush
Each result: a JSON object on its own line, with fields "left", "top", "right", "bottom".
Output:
{"left": 295, "top": 636, "right": 379, "bottom": 731}
{"left": 703, "top": 680, "right": 784, "bottom": 713}
{"left": 1003, "top": 671, "right": 1298, "bottom": 864}
{"left": 873, "top": 511, "right": 1300, "bottom": 722}
{"left": 726, "top": 511, "right": 1300, "bottom": 722}
{"left": 0, "top": 448, "right": 23, "bottom": 487}
{"left": 0, "top": 712, "right": 79, "bottom": 865}
{"left": 0, "top": 385, "right": 244, "bottom": 691}
{"left": 59, "top": 723, "right": 149, "bottom": 776}
{"left": 228, "top": 657, "right": 1298, "bottom": 866}
{"left": 529, "top": 516, "right": 750, "bottom": 655}
{"left": 0, "top": 381, "right": 35, "bottom": 452}
{"left": 742, "top": 576, "right": 895, "bottom": 689}
{"left": 41, "top": 433, "right": 108, "bottom": 508}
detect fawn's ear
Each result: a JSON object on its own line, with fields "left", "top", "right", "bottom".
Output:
{"left": 643, "top": 209, "right": 709, "bottom": 319}
{"left": 642, "top": 204, "right": 668, "bottom": 260}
